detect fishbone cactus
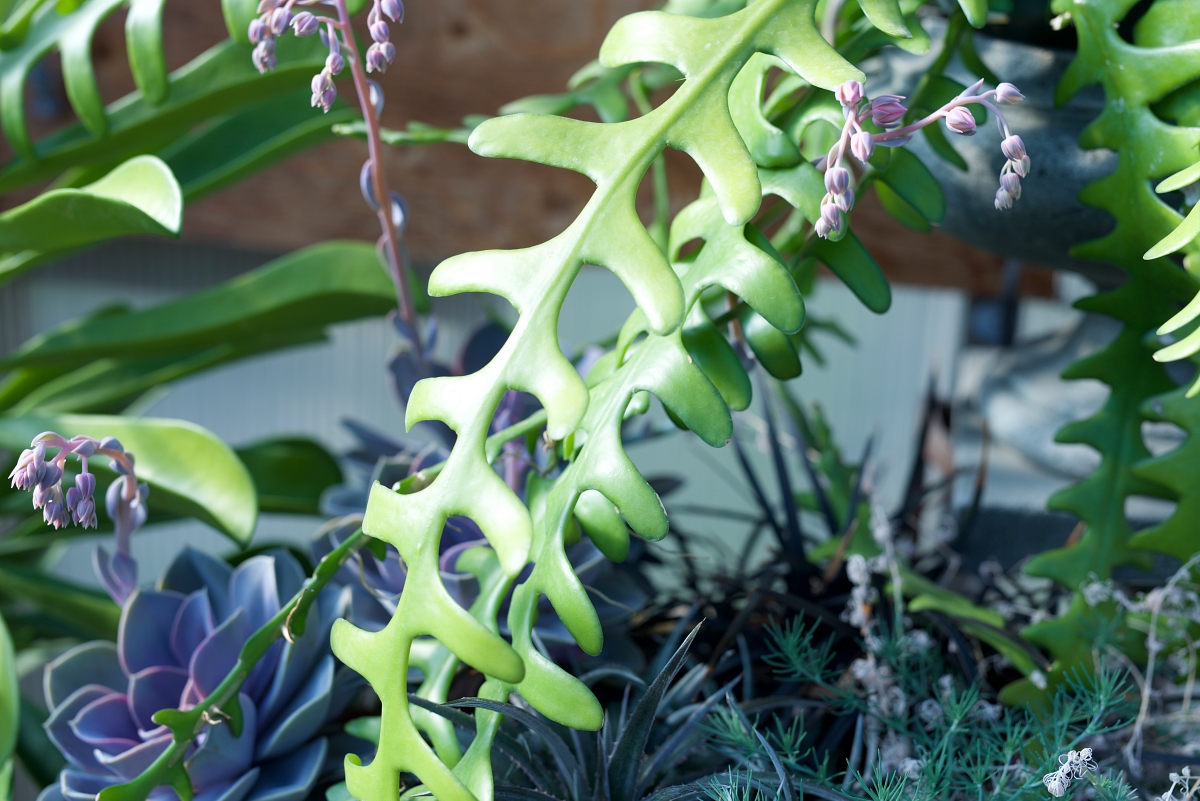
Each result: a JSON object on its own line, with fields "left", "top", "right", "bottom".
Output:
{"left": 331, "top": 3, "right": 865, "bottom": 801}
{"left": 1000, "top": 0, "right": 1200, "bottom": 705}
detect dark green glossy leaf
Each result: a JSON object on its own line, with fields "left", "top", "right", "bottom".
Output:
{"left": 162, "top": 90, "right": 356, "bottom": 202}
{"left": 875, "top": 180, "right": 930, "bottom": 232}
{"left": 0, "top": 414, "right": 257, "bottom": 543}
{"left": 2, "top": 242, "right": 395, "bottom": 370}
{"left": 810, "top": 231, "right": 891, "bottom": 314}
{"left": 857, "top": 0, "right": 910, "bottom": 38}
{"left": 958, "top": 30, "right": 999, "bottom": 85}
{"left": 681, "top": 314, "right": 751, "bottom": 411}
{"left": 1, "top": 0, "right": 125, "bottom": 147}
{"left": 876, "top": 147, "right": 944, "bottom": 224}
{"left": 235, "top": 437, "right": 343, "bottom": 516}
{"left": 956, "top": 0, "right": 987, "bottom": 27}
{"left": 0, "top": 35, "right": 327, "bottom": 194}
{"left": 0, "top": 564, "right": 118, "bottom": 638}
{"left": 741, "top": 308, "right": 801, "bottom": 379}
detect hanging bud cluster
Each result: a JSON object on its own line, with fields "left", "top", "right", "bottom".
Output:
{"left": 249, "top": 0, "right": 403, "bottom": 113}
{"left": 366, "top": 0, "right": 403, "bottom": 73}
{"left": 8, "top": 432, "right": 148, "bottom": 602}
{"left": 815, "top": 78, "right": 1029, "bottom": 239}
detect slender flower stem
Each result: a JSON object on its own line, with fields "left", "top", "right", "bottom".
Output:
{"left": 331, "top": 0, "right": 422, "bottom": 359}
{"left": 872, "top": 90, "right": 1008, "bottom": 142}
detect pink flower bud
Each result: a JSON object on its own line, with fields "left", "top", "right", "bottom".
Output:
{"left": 381, "top": 0, "right": 404, "bottom": 22}
{"left": 1000, "top": 172, "right": 1021, "bottom": 200}
{"left": 247, "top": 17, "right": 267, "bottom": 43}
{"left": 269, "top": 7, "right": 291, "bottom": 36}
{"left": 995, "top": 83, "right": 1025, "bottom": 105}
{"left": 820, "top": 202, "right": 843, "bottom": 233}
{"left": 815, "top": 217, "right": 832, "bottom": 239}
{"left": 994, "top": 187, "right": 1012, "bottom": 210}
{"left": 946, "top": 107, "right": 976, "bottom": 136}
{"left": 369, "top": 19, "right": 389, "bottom": 43}
{"left": 311, "top": 72, "right": 333, "bottom": 96}
{"left": 835, "top": 80, "right": 864, "bottom": 109}
{"left": 1013, "top": 155, "right": 1031, "bottom": 178}
{"left": 1001, "top": 134, "right": 1026, "bottom": 162}
{"left": 871, "top": 96, "right": 906, "bottom": 129}
{"left": 366, "top": 43, "right": 388, "bottom": 73}
{"left": 834, "top": 188, "right": 855, "bottom": 213}
{"left": 825, "top": 166, "right": 850, "bottom": 195}
{"left": 326, "top": 52, "right": 345, "bottom": 75}
{"left": 252, "top": 39, "right": 276, "bottom": 73}
{"left": 292, "top": 11, "right": 319, "bottom": 36}
{"left": 850, "top": 131, "right": 875, "bottom": 162}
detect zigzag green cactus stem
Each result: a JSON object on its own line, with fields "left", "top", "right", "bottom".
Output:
{"left": 333, "top": 4, "right": 861, "bottom": 801}
{"left": 999, "top": 0, "right": 1200, "bottom": 706}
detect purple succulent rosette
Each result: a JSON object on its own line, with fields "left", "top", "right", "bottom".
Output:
{"left": 38, "top": 548, "right": 356, "bottom": 801}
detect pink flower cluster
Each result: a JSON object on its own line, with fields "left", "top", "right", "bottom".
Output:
{"left": 248, "top": 0, "right": 402, "bottom": 113}
{"left": 8, "top": 432, "right": 147, "bottom": 601}
{"left": 814, "top": 78, "right": 1029, "bottom": 239}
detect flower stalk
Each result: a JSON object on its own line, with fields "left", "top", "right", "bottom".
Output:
{"left": 249, "top": 0, "right": 421, "bottom": 359}
{"left": 814, "top": 78, "right": 1028, "bottom": 239}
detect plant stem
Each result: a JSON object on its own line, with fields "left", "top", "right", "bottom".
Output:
{"left": 331, "top": 0, "right": 422, "bottom": 358}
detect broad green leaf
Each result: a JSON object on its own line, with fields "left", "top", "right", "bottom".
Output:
{"left": 0, "top": 612, "right": 16, "bottom": 790}
{"left": 875, "top": 180, "right": 931, "bottom": 232}
{"left": 681, "top": 312, "right": 752, "bottom": 411}
{"left": 958, "top": 29, "right": 999, "bottom": 85}
{"left": 0, "top": 156, "right": 181, "bottom": 287}
{"left": 741, "top": 307, "right": 802, "bottom": 379}
{"left": 0, "top": 414, "right": 257, "bottom": 543}
{"left": 811, "top": 231, "right": 891, "bottom": 313}
{"left": 0, "top": 564, "right": 119, "bottom": 638}
{"left": 162, "top": 90, "right": 357, "bottom": 201}
{"left": 1132, "top": 0, "right": 1200, "bottom": 46}
{"left": 857, "top": 0, "right": 911, "bottom": 38}
{"left": 2, "top": 242, "right": 395, "bottom": 370}
{"left": 235, "top": 437, "right": 343, "bottom": 516}
{"left": 0, "top": 35, "right": 327, "bottom": 194}
{"left": 8, "top": 328, "right": 328, "bottom": 414}
{"left": 956, "top": 0, "right": 987, "bottom": 27}
{"left": 876, "top": 147, "right": 944, "bottom": 224}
